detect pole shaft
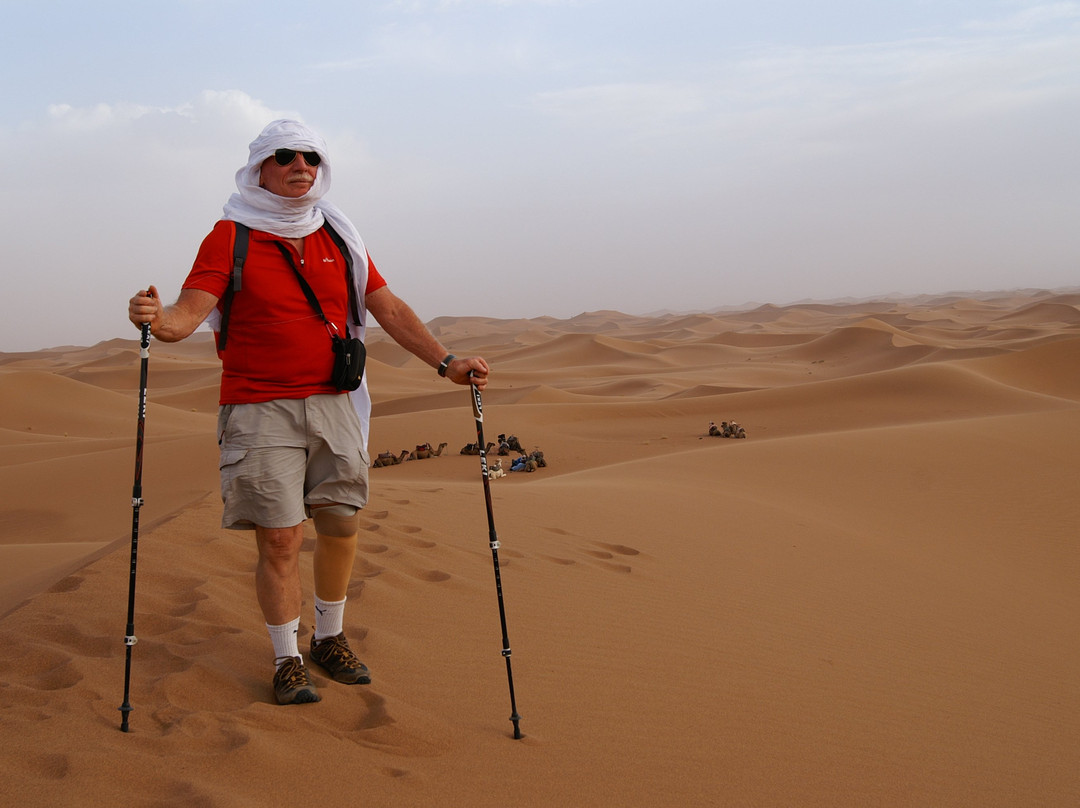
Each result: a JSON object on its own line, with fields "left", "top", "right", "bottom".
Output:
{"left": 119, "top": 321, "right": 150, "bottom": 732}
{"left": 470, "top": 383, "right": 523, "bottom": 739}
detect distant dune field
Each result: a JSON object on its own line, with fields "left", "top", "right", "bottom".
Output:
{"left": 2, "top": 291, "right": 1078, "bottom": 807}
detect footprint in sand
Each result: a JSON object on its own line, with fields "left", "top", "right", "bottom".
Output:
{"left": 399, "top": 534, "right": 437, "bottom": 549}
{"left": 319, "top": 689, "right": 396, "bottom": 733}
{"left": 157, "top": 780, "right": 219, "bottom": 805}
{"left": 25, "top": 753, "right": 69, "bottom": 780}
{"left": 146, "top": 571, "right": 209, "bottom": 619}
{"left": 27, "top": 622, "right": 114, "bottom": 658}
{"left": 346, "top": 579, "right": 370, "bottom": 599}
{"left": 410, "top": 569, "right": 451, "bottom": 583}
{"left": 597, "top": 542, "right": 641, "bottom": 556}
{"left": 23, "top": 648, "right": 83, "bottom": 691}
{"left": 583, "top": 542, "right": 639, "bottom": 573}
{"left": 47, "top": 574, "right": 84, "bottom": 594}
{"left": 354, "top": 559, "right": 385, "bottom": 580}
{"left": 358, "top": 542, "right": 389, "bottom": 554}
{"left": 167, "top": 711, "right": 252, "bottom": 754}
{"left": 167, "top": 589, "right": 209, "bottom": 619}
{"left": 540, "top": 555, "right": 576, "bottom": 566}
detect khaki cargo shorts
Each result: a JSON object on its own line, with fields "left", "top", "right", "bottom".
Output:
{"left": 217, "top": 394, "right": 370, "bottom": 531}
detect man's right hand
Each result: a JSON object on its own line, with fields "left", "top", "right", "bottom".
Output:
{"left": 128, "top": 285, "right": 162, "bottom": 331}
{"left": 125, "top": 287, "right": 218, "bottom": 343}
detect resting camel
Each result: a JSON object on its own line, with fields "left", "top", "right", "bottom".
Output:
{"left": 460, "top": 441, "right": 496, "bottom": 456}
{"left": 407, "top": 442, "right": 447, "bottom": 461}
{"left": 488, "top": 460, "right": 506, "bottom": 479}
{"left": 496, "top": 434, "right": 526, "bottom": 456}
{"left": 726, "top": 421, "right": 747, "bottom": 439}
{"left": 708, "top": 420, "right": 747, "bottom": 439}
{"left": 524, "top": 450, "right": 547, "bottom": 472}
{"left": 372, "top": 449, "right": 409, "bottom": 467}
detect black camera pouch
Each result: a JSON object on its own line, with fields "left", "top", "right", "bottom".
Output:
{"left": 331, "top": 334, "right": 366, "bottom": 391}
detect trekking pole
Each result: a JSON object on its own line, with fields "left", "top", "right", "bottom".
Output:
{"left": 119, "top": 311, "right": 151, "bottom": 732}
{"left": 469, "top": 376, "right": 523, "bottom": 739}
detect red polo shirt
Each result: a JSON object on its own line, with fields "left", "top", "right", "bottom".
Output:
{"left": 183, "top": 220, "right": 387, "bottom": 404}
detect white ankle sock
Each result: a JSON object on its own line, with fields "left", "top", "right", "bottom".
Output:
{"left": 313, "top": 596, "right": 346, "bottom": 641}
{"left": 267, "top": 618, "right": 301, "bottom": 667}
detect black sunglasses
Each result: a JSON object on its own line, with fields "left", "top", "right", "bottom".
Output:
{"left": 273, "top": 148, "right": 322, "bottom": 167}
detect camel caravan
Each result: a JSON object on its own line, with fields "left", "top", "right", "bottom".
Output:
{"left": 370, "top": 442, "right": 448, "bottom": 467}
{"left": 372, "top": 433, "right": 549, "bottom": 474}
{"left": 708, "top": 420, "right": 747, "bottom": 439}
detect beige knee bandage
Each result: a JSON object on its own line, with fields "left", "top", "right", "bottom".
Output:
{"left": 312, "top": 503, "right": 360, "bottom": 537}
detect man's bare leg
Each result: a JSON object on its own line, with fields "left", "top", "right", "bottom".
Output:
{"left": 255, "top": 524, "right": 320, "bottom": 703}
{"left": 255, "top": 524, "right": 305, "bottom": 625}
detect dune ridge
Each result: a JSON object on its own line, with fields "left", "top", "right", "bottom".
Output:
{"left": 1, "top": 290, "right": 1078, "bottom": 807}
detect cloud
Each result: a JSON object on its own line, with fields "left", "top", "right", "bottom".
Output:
{"left": 532, "top": 82, "right": 706, "bottom": 133}
{"left": 0, "top": 92, "right": 299, "bottom": 351}
{"left": 526, "top": 9, "right": 1080, "bottom": 159}
{"left": 963, "top": 1, "right": 1080, "bottom": 32}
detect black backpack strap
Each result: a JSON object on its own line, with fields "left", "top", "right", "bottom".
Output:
{"left": 320, "top": 220, "right": 362, "bottom": 328}
{"left": 232, "top": 222, "right": 249, "bottom": 292}
{"left": 217, "top": 221, "right": 249, "bottom": 352}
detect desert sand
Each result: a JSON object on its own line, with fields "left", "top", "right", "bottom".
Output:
{"left": 2, "top": 290, "right": 1079, "bottom": 807}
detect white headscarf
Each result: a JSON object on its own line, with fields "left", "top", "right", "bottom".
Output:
{"left": 215, "top": 118, "right": 375, "bottom": 447}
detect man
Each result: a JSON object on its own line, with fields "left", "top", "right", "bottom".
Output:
{"left": 127, "top": 119, "right": 489, "bottom": 705}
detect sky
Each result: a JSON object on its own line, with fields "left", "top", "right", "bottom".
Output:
{"left": 1, "top": 0, "right": 1078, "bottom": 351}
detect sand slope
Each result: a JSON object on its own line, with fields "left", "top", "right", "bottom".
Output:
{"left": 1, "top": 291, "right": 1078, "bottom": 807}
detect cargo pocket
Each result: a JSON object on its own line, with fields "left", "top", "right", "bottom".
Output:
{"left": 219, "top": 448, "right": 248, "bottom": 471}
{"left": 218, "top": 447, "right": 249, "bottom": 504}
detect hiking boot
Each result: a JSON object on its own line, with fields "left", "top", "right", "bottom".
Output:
{"left": 309, "top": 632, "right": 371, "bottom": 684}
{"left": 272, "top": 656, "right": 321, "bottom": 705}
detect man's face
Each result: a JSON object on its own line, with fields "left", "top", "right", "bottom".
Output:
{"left": 259, "top": 150, "right": 319, "bottom": 198}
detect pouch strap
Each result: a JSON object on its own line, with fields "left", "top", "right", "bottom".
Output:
{"left": 273, "top": 242, "right": 339, "bottom": 336}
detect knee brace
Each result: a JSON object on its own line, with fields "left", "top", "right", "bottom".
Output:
{"left": 311, "top": 503, "right": 360, "bottom": 537}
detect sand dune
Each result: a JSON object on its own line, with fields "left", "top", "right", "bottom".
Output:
{"left": 2, "top": 290, "right": 1079, "bottom": 807}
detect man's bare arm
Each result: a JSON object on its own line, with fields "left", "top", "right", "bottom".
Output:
{"left": 365, "top": 285, "right": 489, "bottom": 388}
